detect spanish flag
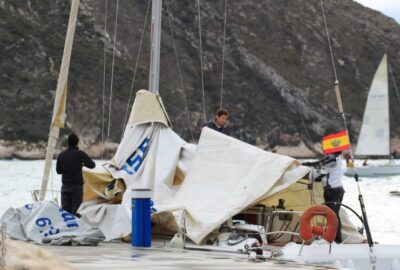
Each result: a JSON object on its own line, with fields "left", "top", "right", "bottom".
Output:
{"left": 322, "top": 131, "right": 350, "bottom": 154}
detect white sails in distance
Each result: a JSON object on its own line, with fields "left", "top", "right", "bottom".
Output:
{"left": 355, "top": 54, "right": 390, "bottom": 156}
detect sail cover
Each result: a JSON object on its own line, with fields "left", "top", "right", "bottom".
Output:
{"left": 355, "top": 54, "right": 390, "bottom": 156}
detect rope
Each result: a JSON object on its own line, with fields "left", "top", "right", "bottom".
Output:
{"left": 220, "top": 0, "right": 227, "bottom": 109}
{"left": 165, "top": 1, "right": 195, "bottom": 141}
{"left": 107, "top": 0, "right": 120, "bottom": 139}
{"left": 121, "top": 0, "right": 151, "bottom": 137}
{"left": 197, "top": 0, "right": 206, "bottom": 122}
{"left": 389, "top": 64, "right": 400, "bottom": 105}
{"left": 101, "top": 0, "right": 108, "bottom": 156}
{"left": 50, "top": 162, "right": 56, "bottom": 204}
{"left": 299, "top": 111, "right": 319, "bottom": 153}
{"left": 319, "top": 0, "right": 356, "bottom": 167}
{"left": 389, "top": 64, "right": 400, "bottom": 157}
{"left": 319, "top": 0, "right": 374, "bottom": 249}
{"left": 319, "top": 0, "right": 338, "bottom": 82}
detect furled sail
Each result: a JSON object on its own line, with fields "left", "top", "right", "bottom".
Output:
{"left": 39, "top": 0, "right": 80, "bottom": 200}
{"left": 355, "top": 54, "right": 389, "bottom": 156}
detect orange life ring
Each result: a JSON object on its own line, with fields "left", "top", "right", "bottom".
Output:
{"left": 299, "top": 205, "right": 338, "bottom": 242}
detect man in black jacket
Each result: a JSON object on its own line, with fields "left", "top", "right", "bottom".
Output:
{"left": 56, "top": 134, "right": 95, "bottom": 216}
{"left": 203, "top": 108, "right": 230, "bottom": 135}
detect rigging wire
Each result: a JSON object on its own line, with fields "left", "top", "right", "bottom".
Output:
{"left": 389, "top": 64, "right": 400, "bottom": 156}
{"left": 121, "top": 0, "right": 151, "bottom": 137}
{"left": 219, "top": 0, "right": 228, "bottom": 109}
{"left": 101, "top": 0, "right": 108, "bottom": 149}
{"left": 319, "top": 0, "right": 374, "bottom": 249}
{"left": 389, "top": 64, "right": 400, "bottom": 105}
{"left": 50, "top": 163, "right": 56, "bottom": 203}
{"left": 319, "top": 0, "right": 355, "bottom": 174}
{"left": 289, "top": 9, "right": 320, "bottom": 154}
{"left": 165, "top": 1, "right": 195, "bottom": 141}
{"left": 107, "top": 0, "right": 120, "bottom": 139}
{"left": 299, "top": 111, "right": 319, "bottom": 153}
{"left": 101, "top": 0, "right": 107, "bottom": 148}
{"left": 319, "top": 0, "right": 338, "bottom": 82}
{"left": 197, "top": 0, "right": 206, "bottom": 122}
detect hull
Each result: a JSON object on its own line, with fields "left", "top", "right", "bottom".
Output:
{"left": 279, "top": 242, "right": 400, "bottom": 270}
{"left": 344, "top": 164, "right": 400, "bottom": 177}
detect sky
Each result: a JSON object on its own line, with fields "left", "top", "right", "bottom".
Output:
{"left": 354, "top": 0, "right": 400, "bottom": 23}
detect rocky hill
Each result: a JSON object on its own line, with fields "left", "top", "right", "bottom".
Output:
{"left": 1, "top": 0, "right": 400, "bottom": 158}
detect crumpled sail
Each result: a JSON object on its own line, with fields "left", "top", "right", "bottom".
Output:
{"left": 80, "top": 90, "right": 195, "bottom": 240}
{"left": 79, "top": 89, "right": 312, "bottom": 242}
{"left": 158, "top": 128, "right": 310, "bottom": 244}
{"left": 355, "top": 55, "right": 389, "bottom": 156}
{"left": 0, "top": 201, "right": 103, "bottom": 245}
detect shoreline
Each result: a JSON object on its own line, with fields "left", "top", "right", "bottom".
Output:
{"left": 0, "top": 140, "right": 119, "bottom": 161}
{"left": 3, "top": 140, "right": 399, "bottom": 161}
{"left": 0, "top": 140, "right": 320, "bottom": 160}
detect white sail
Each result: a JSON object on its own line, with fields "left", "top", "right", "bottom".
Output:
{"left": 355, "top": 54, "right": 389, "bottom": 156}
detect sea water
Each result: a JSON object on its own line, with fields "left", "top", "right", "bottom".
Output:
{"left": 0, "top": 159, "right": 399, "bottom": 244}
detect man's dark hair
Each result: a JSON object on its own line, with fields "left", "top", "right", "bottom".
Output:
{"left": 68, "top": 134, "right": 79, "bottom": 147}
{"left": 216, "top": 108, "right": 228, "bottom": 117}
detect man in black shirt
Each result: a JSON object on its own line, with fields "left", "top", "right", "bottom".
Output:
{"left": 203, "top": 108, "right": 230, "bottom": 135}
{"left": 56, "top": 134, "right": 95, "bottom": 216}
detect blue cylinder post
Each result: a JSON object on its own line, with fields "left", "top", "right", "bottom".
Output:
{"left": 131, "top": 188, "right": 151, "bottom": 247}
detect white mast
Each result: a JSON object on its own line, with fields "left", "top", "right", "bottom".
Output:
{"left": 149, "top": 0, "right": 162, "bottom": 94}
{"left": 39, "top": 0, "right": 80, "bottom": 200}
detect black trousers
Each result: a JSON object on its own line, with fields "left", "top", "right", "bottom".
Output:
{"left": 324, "top": 187, "right": 345, "bottom": 243}
{"left": 61, "top": 185, "right": 83, "bottom": 216}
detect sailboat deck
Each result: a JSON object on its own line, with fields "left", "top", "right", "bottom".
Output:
{"left": 41, "top": 240, "right": 329, "bottom": 270}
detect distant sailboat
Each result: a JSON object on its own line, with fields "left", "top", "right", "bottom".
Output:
{"left": 344, "top": 54, "right": 400, "bottom": 177}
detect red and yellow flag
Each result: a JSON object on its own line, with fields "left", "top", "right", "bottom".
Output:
{"left": 322, "top": 131, "right": 350, "bottom": 154}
